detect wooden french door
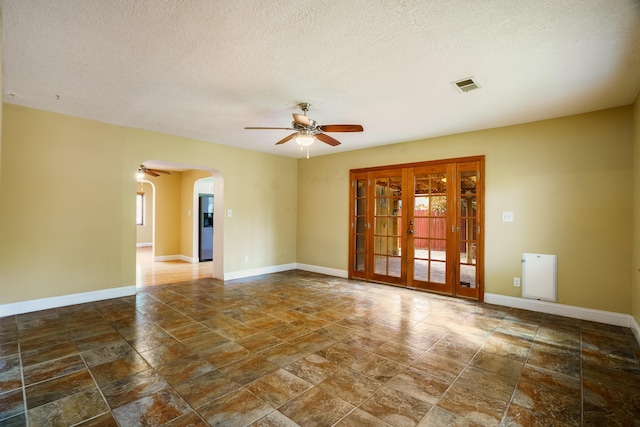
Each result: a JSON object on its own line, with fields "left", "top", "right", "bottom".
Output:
{"left": 349, "top": 157, "right": 484, "bottom": 300}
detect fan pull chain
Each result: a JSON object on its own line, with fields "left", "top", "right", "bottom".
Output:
{"left": 306, "top": 148, "right": 310, "bottom": 159}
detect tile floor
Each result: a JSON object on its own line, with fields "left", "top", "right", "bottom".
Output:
{"left": 1, "top": 271, "right": 639, "bottom": 426}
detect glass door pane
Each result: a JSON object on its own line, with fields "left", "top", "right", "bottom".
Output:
{"left": 349, "top": 172, "right": 368, "bottom": 279}
{"left": 371, "top": 170, "right": 404, "bottom": 283}
{"left": 456, "top": 163, "right": 480, "bottom": 298}
{"left": 408, "top": 166, "right": 452, "bottom": 294}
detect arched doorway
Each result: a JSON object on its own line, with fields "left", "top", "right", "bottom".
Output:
{"left": 135, "top": 161, "right": 224, "bottom": 287}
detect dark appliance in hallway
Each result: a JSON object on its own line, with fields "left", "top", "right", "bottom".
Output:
{"left": 199, "top": 194, "right": 213, "bottom": 262}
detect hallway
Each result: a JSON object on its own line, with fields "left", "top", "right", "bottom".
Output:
{"left": 136, "top": 247, "right": 213, "bottom": 287}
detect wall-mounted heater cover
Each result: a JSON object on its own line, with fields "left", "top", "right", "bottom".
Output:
{"left": 522, "top": 253, "right": 557, "bottom": 302}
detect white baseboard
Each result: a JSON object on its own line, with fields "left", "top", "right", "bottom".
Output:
{"left": 136, "top": 242, "right": 152, "bottom": 248}
{"left": 485, "top": 293, "right": 633, "bottom": 328}
{"left": 296, "top": 263, "right": 349, "bottom": 278}
{"left": 0, "top": 285, "right": 136, "bottom": 317}
{"left": 224, "top": 263, "right": 297, "bottom": 281}
{"left": 154, "top": 254, "right": 195, "bottom": 263}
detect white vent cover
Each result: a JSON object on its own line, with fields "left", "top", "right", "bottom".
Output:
{"left": 452, "top": 77, "right": 481, "bottom": 93}
{"left": 522, "top": 253, "right": 557, "bottom": 302}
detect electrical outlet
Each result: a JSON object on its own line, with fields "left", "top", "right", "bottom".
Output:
{"left": 244, "top": 255, "right": 249, "bottom": 262}
{"left": 514, "top": 277, "right": 521, "bottom": 287}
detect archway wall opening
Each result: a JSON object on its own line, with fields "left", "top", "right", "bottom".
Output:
{"left": 125, "top": 127, "right": 298, "bottom": 285}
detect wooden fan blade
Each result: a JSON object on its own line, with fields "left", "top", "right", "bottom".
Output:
{"left": 318, "top": 124, "right": 363, "bottom": 132}
{"left": 275, "top": 133, "right": 298, "bottom": 145}
{"left": 245, "top": 127, "right": 294, "bottom": 130}
{"left": 292, "top": 114, "right": 310, "bottom": 126}
{"left": 316, "top": 133, "right": 341, "bottom": 146}
{"left": 144, "top": 170, "right": 160, "bottom": 177}
{"left": 146, "top": 169, "right": 170, "bottom": 174}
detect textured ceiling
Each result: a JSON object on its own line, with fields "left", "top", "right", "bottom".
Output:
{"left": 3, "top": 0, "right": 640, "bottom": 158}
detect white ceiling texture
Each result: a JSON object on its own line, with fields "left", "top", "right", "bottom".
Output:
{"left": 3, "top": 0, "right": 640, "bottom": 158}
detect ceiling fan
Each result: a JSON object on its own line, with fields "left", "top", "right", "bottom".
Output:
{"left": 245, "top": 103, "right": 364, "bottom": 148}
{"left": 137, "top": 164, "right": 170, "bottom": 178}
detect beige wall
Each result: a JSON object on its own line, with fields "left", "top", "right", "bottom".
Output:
{"left": 0, "top": 104, "right": 298, "bottom": 304}
{"left": 633, "top": 94, "right": 640, "bottom": 325}
{"left": 297, "top": 107, "right": 633, "bottom": 314}
{"left": 151, "top": 171, "right": 182, "bottom": 257}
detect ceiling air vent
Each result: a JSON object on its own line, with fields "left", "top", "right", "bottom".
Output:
{"left": 452, "top": 77, "right": 481, "bottom": 93}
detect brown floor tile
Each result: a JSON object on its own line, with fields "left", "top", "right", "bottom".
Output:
{"left": 279, "top": 386, "right": 354, "bottom": 427}
{"left": 217, "top": 323, "right": 262, "bottom": 341}
{"left": 427, "top": 332, "right": 485, "bottom": 365}
{"left": 0, "top": 388, "right": 25, "bottom": 422}
{"left": 418, "top": 406, "right": 483, "bottom": 427}
{"left": 80, "top": 340, "right": 133, "bottom": 368}
{"left": 156, "top": 354, "right": 215, "bottom": 386}
{"left": 89, "top": 350, "right": 152, "bottom": 387}
{"left": 74, "top": 330, "right": 124, "bottom": 353}
{"left": 165, "top": 322, "right": 211, "bottom": 341}
{"left": 335, "top": 408, "right": 392, "bottom": 426}
{"left": 75, "top": 411, "right": 119, "bottom": 426}
{"left": 25, "top": 369, "right": 95, "bottom": 410}
{"left": 0, "top": 355, "right": 22, "bottom": 393}
{"left": 481, "top": 330, "right": 532, "bottom": 361}
{"left": 385, "top": 366, "right": 450, "bottom": 405}
{"left": 203, "top": 341, "right": 251, "bottom": 368}
{"left": 250, "top": 410, "right": 299, "bottom": 426}
{"left": 173, "top": 369, "right": 240, "bottom": 408}
{"left": 21, "top": 341, "right": 79, "bottom": 367}
{"left": 160, "top": 410, "right": 208, "bottom": 427}
{"left": 27, "top": 388, "right": 108, "bottom": 427}
{"left": 100, "top": 368, "right": 169, "bottom": 409}
{"left": 111, "top": 388, "right": 190, "bottom": 426}
{"left": 527, "top": 341, "right": 581, "bottom": 377}
{"left": 181, "top": 331, "right": 230, "bottom": 355}
{"left": 437, "top": 382, "right": 511, "bottom": 426}
{"left": 284, "top": 353, "right": 342, "bottom": 385}
{"left": 0, "top": 342, "right": 19, "bottom": 359}
{"left": 238, "top": 332, "right": 285, "bottom": 353}
{"left": 469, "top": 350, "right": 524, "bottom": 382}
{"left": 360, "top": 385, "right": 432, "bottom": 427}
{"left": 138, "top": 340, "right": 193, "bottom": 369}
{"left": 246, "top": 368, "right": 312, "bottom": 408}
{"left": 218, "top": 353, "right": 279, "bottom": 385}
{"left": 198, "top": 388, "right": 273, "bottom": 426}
{"left": 511, "top": 368, "right": 581, "bottom": 426}
{"left": 411, "top": 351, "right": 466, "bottom": 383}
{"left": 318, "top": 367, "right": 382, "bottom": 405}
{"left": 22, "top": 354, "right": 86, "bottom": 386}
{"left": 350, "top": 353, "right": 406, "bottom": 382}
{"left": 259, "top": 342, "right": 311, "bottom": 367}
{"left": 315, "top": 342, "right": 368, "bottom": 367}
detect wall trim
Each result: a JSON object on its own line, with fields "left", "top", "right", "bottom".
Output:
{"left": 0, "top": 285, "right": 136, "bottom": 317}
{"left": 296, "top": 263, "right": 349, "bottom": 278}
{"left": 485, "top": 293, "right": 632, "bottom": 328}
{"left": 136, "top": 242, "right": 152, "bottom": 248}
{"left": 154, "top": 254, "right": 195, "bottom": 263}
{"left": 224, "top": 263, "right": 297, "bottom": 281}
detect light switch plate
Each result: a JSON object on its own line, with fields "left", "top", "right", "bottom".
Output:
{"left": 502, "top": 211, "right": 514, "bottom": 222}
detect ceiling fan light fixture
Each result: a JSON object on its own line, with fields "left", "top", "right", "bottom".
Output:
{"left": 294, "top": 133, "right": 315, "bottom": 147}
